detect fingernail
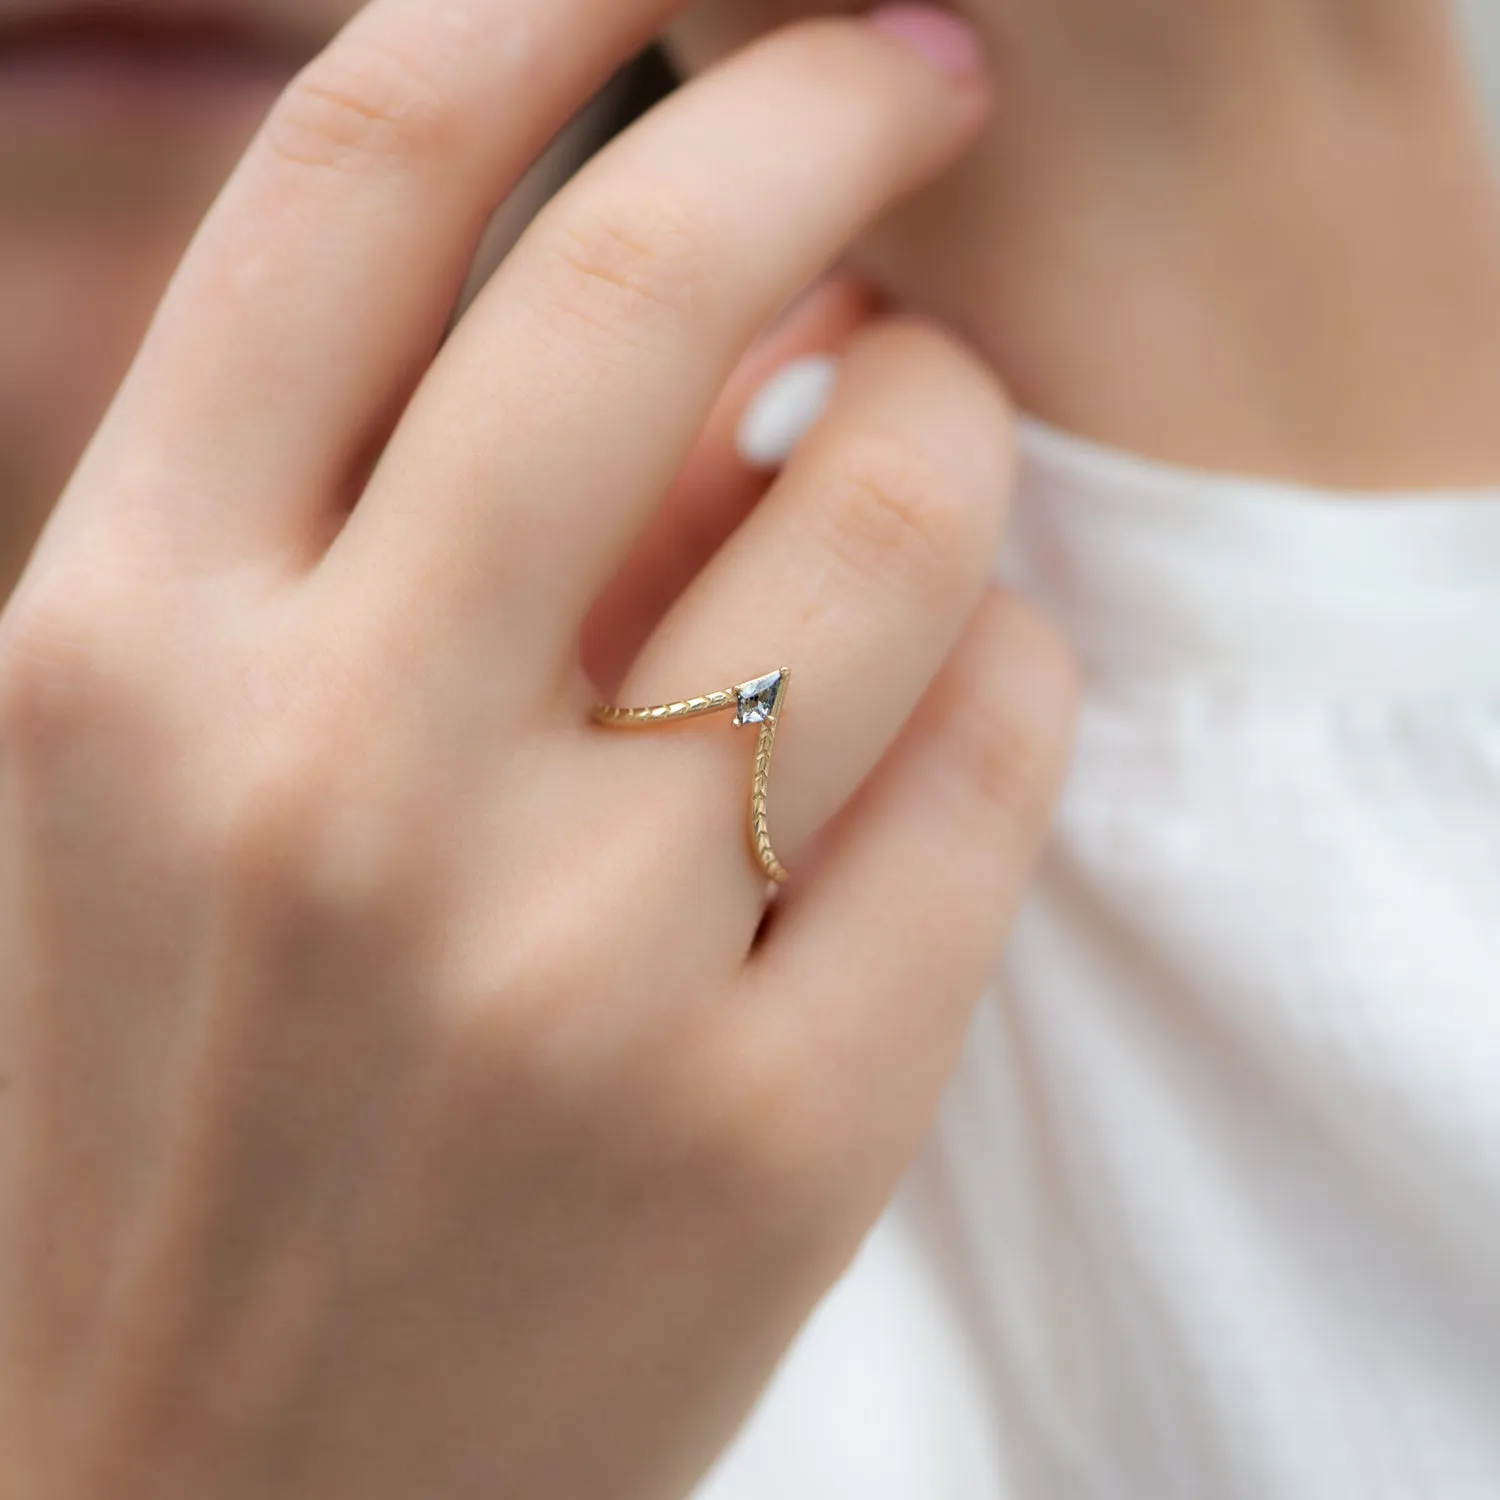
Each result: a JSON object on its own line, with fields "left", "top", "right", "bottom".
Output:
{"left": 866, "top": 4, "right": 984, "bottom": 78}
{"left": 736, "top": 356, "right": 840, "bottom": 471}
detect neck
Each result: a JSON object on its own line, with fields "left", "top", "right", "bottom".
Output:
{"left": 877, "top": 19, "right": 1500, "bottom": 490}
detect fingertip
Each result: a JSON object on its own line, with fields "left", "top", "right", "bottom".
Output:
{"left": 736, "top": 355, "right": 842, "bottom": 470}
{"left": 865, "top": 4, "right": 987, "bottom": 81}
{"left": 839, "top": 313, "right": 1017, "bottom": 471}
{"left": 724, "top": 275, "right": 880, "bottom": 472}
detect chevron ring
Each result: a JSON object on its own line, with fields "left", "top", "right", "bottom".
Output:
{"left": 593, "top": 669, "right": 792, "bottom": 885}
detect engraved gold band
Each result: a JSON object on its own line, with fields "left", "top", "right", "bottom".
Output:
{"left": 593, "top": 668, "right": 792, "bottom": 885}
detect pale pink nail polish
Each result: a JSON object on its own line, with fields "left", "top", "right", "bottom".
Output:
{"left": 867, "top": 3, "right": 984, "bottom": 78}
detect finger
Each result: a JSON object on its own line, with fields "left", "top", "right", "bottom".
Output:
{"left": 73, "top": 0, "right": 690, "bottom": 563}
{"left": 334, "top": 11, "right": 989, "bottom": 675}
{"left": 582, "top": 274, "right": 880, "bottom": 698}
{"left": 748, "top": 590, "right": 1077, "bottom": 1168}
{"left": 607, "top": 315, "right": 1013, "bottom": 912}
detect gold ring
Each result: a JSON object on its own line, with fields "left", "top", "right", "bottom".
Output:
{"left": 593, "top": 668, "right": 792, "bottom": 885}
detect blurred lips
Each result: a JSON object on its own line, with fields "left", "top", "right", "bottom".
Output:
{"left": 0, "top": 1, "right": 326, "bottom": 134}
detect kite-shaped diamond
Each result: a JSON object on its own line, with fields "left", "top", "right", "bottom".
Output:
{"left": 734, "top": 670, "right": 787, "bottom": 727}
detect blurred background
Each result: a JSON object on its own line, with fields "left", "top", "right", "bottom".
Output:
{"left": 1459, "top": 0, "right": 1500, "bottom": 133}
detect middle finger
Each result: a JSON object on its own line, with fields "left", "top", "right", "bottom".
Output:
{"left": 332, "top": 10, "right": 988, "bottom": 691}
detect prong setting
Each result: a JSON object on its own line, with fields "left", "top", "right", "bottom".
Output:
{"left": 734, "top": 669, "right": 788, "bottom": 728}
{"left": 595, "top": 667, "right": 793, "bottom": 884}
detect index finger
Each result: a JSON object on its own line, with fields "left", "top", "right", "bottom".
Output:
{"left": 70, "top": 0, "right": 689, "bottom": 564}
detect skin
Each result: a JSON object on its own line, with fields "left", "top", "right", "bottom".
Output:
{"left": 1, "top": 0, "right": 1497, "bottom": 1495}
{"left": 672, "top": 0, "right": 1500, "bottom": 487}
{"left": 9, "top": 1, "right": 1500, "bottom": 597}
{"left": 8, "top": 0, "right": 1500, "bottom": 605}
{"left": 1, "top": 5, "right": 1074, "bottom": 1498}
{"left": 0, "top": 0, "right": 634, "bottom": 596}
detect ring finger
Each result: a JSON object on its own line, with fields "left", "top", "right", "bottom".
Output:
{"left": 601, "top": 315, "right": 1014, "bottom": 916}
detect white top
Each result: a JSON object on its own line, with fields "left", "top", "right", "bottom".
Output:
{"left": 694, "top": 420, "right": 1500, "bottom": 1500}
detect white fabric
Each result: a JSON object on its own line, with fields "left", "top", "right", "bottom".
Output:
{"left": 694, "top": 420, "right": 1500, "bottom": 1500}
{"left": 1457, "top": 0, "right": 1500, "bottom": 138}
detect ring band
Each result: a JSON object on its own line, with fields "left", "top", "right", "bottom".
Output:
{"left": 593, "top": 668, "right": 792, "bottom": 885}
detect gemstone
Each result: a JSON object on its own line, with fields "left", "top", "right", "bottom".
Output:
{"left": 735, "top": 670, "right": 785, "bottom": 727}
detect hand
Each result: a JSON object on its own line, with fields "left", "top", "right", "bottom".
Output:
{"left": 0, "top": 3, "right": 1075, "bottom": 1498}
{"left": 673, "top": 0, "right": 1500, "bottom": 486}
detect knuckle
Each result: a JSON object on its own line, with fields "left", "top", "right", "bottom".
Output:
{"left": 207, "top": 721, "right": 364, "bottom": 914}
{"left": 950, "top": 609, "right": 1078, "bottom": 831}
{"left": 0, "top": 579, "right": 128, "bottom": 751}
{"left": 201, "top": 640, "right": 426, "bottom": 923}
{"left": 848, "top": 316, "right": 1016, "bottom": 505}
{"left": 437, "top": 963, "right": 576, "bottom": 1107}
{"left": 689, "top": 1030, "right": 856, "bottom": 1231}
{"left": 858, "top": 316, "right": 1007, "bottom": 408}
{"left": 817, "top": 438, "right": 979, "bottom": 597}
{"left": 952, "top": 700, "right": 1059, "bottom": 832}
{"left": 543, "top": 193, "right": 714, "bottom": 339}
{"left": 264, "top": 43, "right": 456, "bottom": 174}
{"left": 441, "top": 893, "right": 598, "bottom": 1046}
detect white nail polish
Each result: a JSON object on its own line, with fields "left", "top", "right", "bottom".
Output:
{"left": 735, "top": 355, "right": 839, "bottom": 470}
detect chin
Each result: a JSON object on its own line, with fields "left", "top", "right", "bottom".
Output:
{"left": 0, "top": 2, "right": 341, "bottom": 155}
